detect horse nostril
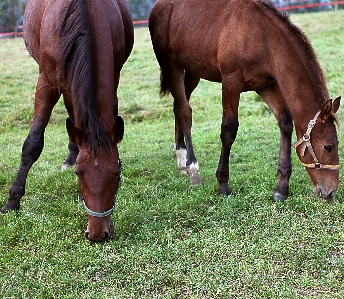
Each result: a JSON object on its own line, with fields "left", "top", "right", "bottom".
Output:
{"left": 84, "top": 231, "right": 90, "bottom": 240}
{"left": 103, "top": 231, "right": 109, "bottom": 240}
{"left": 326, "top": 190, "right": 336, "bottom": 201}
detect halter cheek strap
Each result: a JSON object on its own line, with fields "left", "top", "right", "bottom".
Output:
{"left": 293, "top": 111, "right": 339, "bottom": 170}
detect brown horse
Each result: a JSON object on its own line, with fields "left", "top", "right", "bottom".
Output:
{"left": 1, "top": 0, "right": 134, "bottom": 241}
{"left": 149, "top": 0, "right": 341, "bottom": 200}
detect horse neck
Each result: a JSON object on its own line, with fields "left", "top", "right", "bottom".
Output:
{"left": 254, "top": 1, "right": 329, "bottom": 136}
{"left": 277, "top": 62, "right": 328, "bottom": 137}
{"left": 268, "top": 33, "right": 328, "bottom": 138}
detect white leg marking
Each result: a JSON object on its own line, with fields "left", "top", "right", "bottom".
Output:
{"left": 61, "top": 163, "right": 71, "bottom": 171}
{"left": 188, "top": 162, "right": 202, "bottom": 185}
{"left": 173, "top": 144, "right": 187, "bottom": 174}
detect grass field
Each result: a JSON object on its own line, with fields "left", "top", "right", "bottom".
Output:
{"left": 1, "top": 10, "right": 344, "bottom": 298}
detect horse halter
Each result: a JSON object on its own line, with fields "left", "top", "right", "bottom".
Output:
{"left": 293, "top": 111, "right": 339, "bottom": 171}
{"left": 81, "top": 159, "right": 124, "bottom": 217}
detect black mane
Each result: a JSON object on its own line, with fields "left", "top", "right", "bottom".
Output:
{"left": 258, "top": 0, "right": 329, "bottom": 102}
{"left": 58, "top": 0, "right": 110, "bottom": 153}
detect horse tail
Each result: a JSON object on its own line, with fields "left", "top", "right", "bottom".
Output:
{"left": 159, "top": 68, "right": 170, "bottom": 97}
{"left": 58, "top": 0, "right": 110, "bottom": 153}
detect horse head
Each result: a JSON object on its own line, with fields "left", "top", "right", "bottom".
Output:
{"left": 66, "top": 116, "right": 124, "bottom": 241}
{"left": 294, "top": 97, "right": 340, "bottom": 200}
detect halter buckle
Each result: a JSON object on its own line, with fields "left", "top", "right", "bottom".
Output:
{"left": 303, "top": 134, "right": 310, "bottom": 142}
{"left": 314, "top": 163, "right": 321, "bottom": 169}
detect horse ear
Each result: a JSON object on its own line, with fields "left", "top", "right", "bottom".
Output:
{"left": 66, "top": 118, "right": 84, "bottom": 145}
{"left": 108, "top": 116, "right": 124, "bottom": 144}
{"left": 320, "top": 99, "right": 333, "bottom": 122}
{"left": 332, "top": 96, "right": 341, "bottom": 114}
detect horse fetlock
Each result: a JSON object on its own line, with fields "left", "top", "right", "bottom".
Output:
{"left": 9, "top": 184, "right": 25, "bottom": 200}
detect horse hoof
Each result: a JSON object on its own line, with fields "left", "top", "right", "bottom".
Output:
{"left": 178, "top": 167, "right": 188, "bottom": 175}
{"left": 190, "top": 173, "right": 202, "bottom": 186}
{"left": 1, "top": 202, "right": 20, "bottom": 214}
{"left": 273, "top": 191, "right": 287, "bottom": 201}
{"left": 188, "top": 162, "right": 202, "bottom": 185}
{"left": 219, "top": 186, "right": 232, "bottom": 196}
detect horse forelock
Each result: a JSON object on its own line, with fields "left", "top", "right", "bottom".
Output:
{"left": 257, "top": 0, "right": 329, "bottom": 103}
{"left": 58, "top": 0, "right": 110, "bottom": 153}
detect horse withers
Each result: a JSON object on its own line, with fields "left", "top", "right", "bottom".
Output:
{"left": 149, "top": 0, "right": 340, "bottom": 200}
{"left": 1, "top": 0, "right": 134, "bottom": 241}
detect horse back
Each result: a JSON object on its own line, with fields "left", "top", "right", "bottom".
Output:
{"left": 23, "top": 0, "right": 133, "bottom": 86}
{"left": 150, "top": 0, "right": 278, "bottom": 86}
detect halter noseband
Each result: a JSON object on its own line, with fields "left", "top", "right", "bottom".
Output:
{"left": 81, "top": 159, "right": 123, "bottom": 218}
{"left": 293, "top": 111, "right": 339, "bottom": 170}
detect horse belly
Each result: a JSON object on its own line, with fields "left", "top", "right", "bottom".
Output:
{"left": 168, "top": 21, "right": 223, "bottom": 82}
{"left": 177, "top": 51, "right": 222, "bottom": 82}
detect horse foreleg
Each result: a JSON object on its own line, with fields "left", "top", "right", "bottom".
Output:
{"left": 273, "top": 108, "right": 293, "bottom": 200}
{"left": 2, "top": 74, "right": 59, "bottom": 213}
{"left": 216, "top": 75, "right": 241, "bottom": 195}
{"left": 257, "top": 83, "right": 293, "bottom": 200}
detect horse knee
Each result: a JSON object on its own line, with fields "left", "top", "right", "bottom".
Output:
{"left": 21, "top": 120, "right": 45, "bottom": 164}
{"left": 220, "top": 121, "right": 239, "bottom": 145}
{"left": 22, "top": 134, "right": 44, "bottom": 163}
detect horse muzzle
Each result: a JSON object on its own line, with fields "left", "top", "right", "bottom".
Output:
{"left": 314, "top": 185, "right": 337, "bottom": 201}
{"left": 84, "top": 217, "right": 114, "bottom": 242}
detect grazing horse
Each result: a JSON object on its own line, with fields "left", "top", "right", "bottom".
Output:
{"left": 149, "top": 0, "right": 341, "bottom": 200}
{"left": 1, "top": 0, "right": 134, "bottom": 241}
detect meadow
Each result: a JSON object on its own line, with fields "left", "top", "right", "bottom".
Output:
{"left": 0, "top": 10, "right": 344, "bottom": 298}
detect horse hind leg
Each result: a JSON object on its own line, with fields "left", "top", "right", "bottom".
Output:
{"left": 174, "top": 70, "right": 202, "bottom": 184}
{"left": 167, "top": 67, "right": 201, "bottom": 185}
{"left": 2, "top": 73, "right": 59, "bottom": 213}
{"left": 184, "top": 71, "right": 201, "bottom": 184}
{"left": 61, "top": 141, "right": 79, "bottom": 171}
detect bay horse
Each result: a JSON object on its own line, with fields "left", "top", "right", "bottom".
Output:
{"left": 149, "top": 0, "right": 341, "bottom": 200}
{"left": 1, "top": 0, "right": 134, "bottom": 241}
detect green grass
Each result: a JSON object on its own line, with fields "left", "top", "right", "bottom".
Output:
{"left": 1, "top": 10, "right": 344, "bottom": 298}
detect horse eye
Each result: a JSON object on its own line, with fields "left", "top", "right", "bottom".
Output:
{"left": 114, "top": 171, "right": 120, "bottom": 178}
{"left": 324, "top": 144, "right": 334, "bottom": 152}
